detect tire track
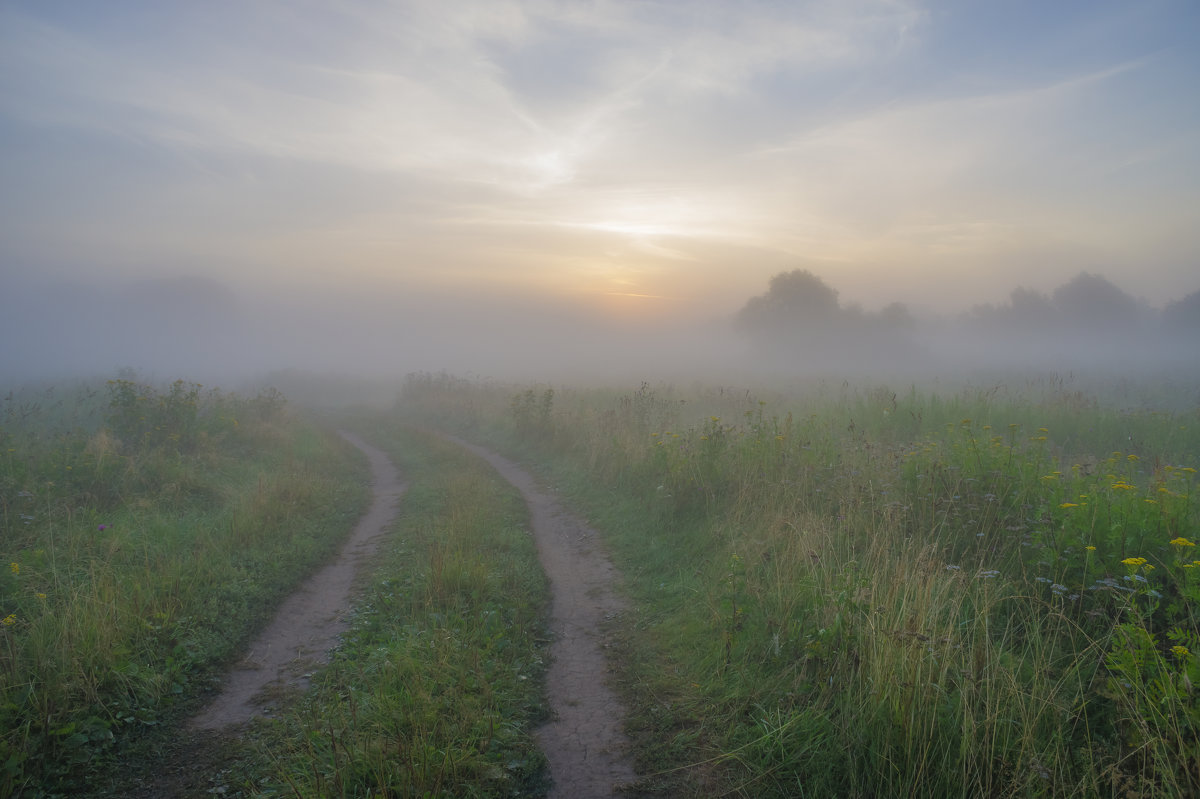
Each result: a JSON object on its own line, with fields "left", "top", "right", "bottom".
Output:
{"left": 189, "top": 431, "right": 405, "bottom": 729}
{"left": 445, "top": 435, "right": 637, "bottom": 798}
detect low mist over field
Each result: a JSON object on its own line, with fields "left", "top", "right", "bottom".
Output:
{"left": 2, "top": 268, "right": 1198, "bottom": 388}
{"left": 3, "top": 1, "right": 1199, "bottom": 386}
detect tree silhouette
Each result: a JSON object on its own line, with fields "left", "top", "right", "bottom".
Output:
{"left": 735, "top": 269, "right": 840, "bottom": 338}
{"left": 1163, "top": 289, "right": 1200, "bottom": 330}
{"left": 1051, "top": 272, "right": 1140, "bottom": 327}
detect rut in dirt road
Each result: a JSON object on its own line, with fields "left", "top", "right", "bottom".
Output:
{"left": 447, "top": 436, "right": 637, "bottom": 799}
{"left": 189, "top": 431, "right": 405, "bottom": 730}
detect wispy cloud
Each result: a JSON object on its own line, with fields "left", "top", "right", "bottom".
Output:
{"left": 1, "top": 0, "right": 1197, "bottom": 317}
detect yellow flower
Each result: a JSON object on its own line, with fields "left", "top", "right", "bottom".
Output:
{"left": 1171, "top": 645, "right": 1190, "bottom": 658}
{"left": 1060, "top": 502, "right": 1079, "bottom": 509}
{"left": 1171, "top": 537, "right": 1196, "bottom": 548}
{"left": 1085, "top": 546, "right": 1097, "bottom": 551}
{"left": 8, "top": 562, "right": 17, "bottom": 576}
{"left": 1, "top": 614, "right": 15, "bottom": 626}
{"left": 1121, "top": 557, "right": 1148, "bottom": 568}
{"left": 1181, "top": 467, "right": 1197, "bottom": 474}
{"left": 35, "top": 593, "right": 46, "bottom": 600}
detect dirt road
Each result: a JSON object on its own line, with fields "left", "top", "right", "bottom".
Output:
{"left": 189, "top": 431, "right": 406, "bottom": 729}
{"left": 137, "top": 430, "right": 635, "bottom": 797}
{"left": 446, "top": 436, "right": 637, "bottom": 798}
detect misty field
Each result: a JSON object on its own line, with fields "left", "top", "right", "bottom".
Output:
{"left": 3, "top": 371, "right": 1198, "bottom": 797}
{"left": 401, "top": 371, "right": 1200, "bottom": 797}
{"left": 0, "top": 380, "right": 370, "bottom": 795}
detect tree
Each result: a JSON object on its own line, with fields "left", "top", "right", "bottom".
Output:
{"left": 735, "top": 269, "right": 840, "bottom": 338}
{"left": 1052, "top": 272, "right": 1140, "bottom": 327}
{"left": 1163, "top": 289, "right": 1200, "bottom": 330}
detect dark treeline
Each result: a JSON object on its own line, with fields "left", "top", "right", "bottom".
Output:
{"left": 735, "top": 269, "right": 1200, "bottom": 373}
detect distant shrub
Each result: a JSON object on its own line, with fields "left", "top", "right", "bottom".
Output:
{"left": 105, "top": 379, "right": 201, "bottom": 453}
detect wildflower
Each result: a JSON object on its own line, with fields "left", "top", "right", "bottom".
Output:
{"left": 1060, "top": 502, "right": 1079, "bottom": 509}
{"left": 98, "top": 524, "right": 108, "bottom": 531}
{"left": 1121, "top": 557, "right": 1148, "bottom": 568}
{"left": 1171, "top": 645, "right": 1190, "bottom": 658}
{"left": 8, "top": 562, "right": 17, "bottom": 576}
{"left": 1, "top": 614, "right": 15, "bottom": 626}
{"left": 1170, "top": 537, "right": 1196, "bottom": 548}
{"left": 1085, "top": 546, "right": 1097, "bottom": 551}
{"left": 1181, "top": 467, "right": 1197, "bottom": 474}
{"left": 35, "top": 593, "right": 46, "bottom": 600}
{"left": 1127, "top": 454, "right": 1139, "bottom": 461}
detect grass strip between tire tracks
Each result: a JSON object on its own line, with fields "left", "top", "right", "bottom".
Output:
{"left": 244, "top": 422, "right": 551, "bottom": 798}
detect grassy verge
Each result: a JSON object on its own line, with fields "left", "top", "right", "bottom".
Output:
{"left": 244, "top": 422, "right": 550, "bottom": 798}
{"left": 0, "top": 379, "right": 370, "bottom": 797}
{"left": 398, "top": 371, "right": 1200, "bottom": 797}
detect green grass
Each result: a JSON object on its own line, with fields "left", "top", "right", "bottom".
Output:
{"left": 396, "top": 370, "right": 1200, "bottom": 797}
{"left": 244, "top": 422, "right": 550, "bottom": 798}
{"left": 0, "top": 379, "right": 370, "bottom": 796}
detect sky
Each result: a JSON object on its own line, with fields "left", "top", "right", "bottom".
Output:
{"left": 2, "top": 0, "right": 1199, "bottom": 380}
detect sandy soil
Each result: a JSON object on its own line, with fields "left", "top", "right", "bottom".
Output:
{"left": 446, "top": 436, "right": 638, "bottom": 799}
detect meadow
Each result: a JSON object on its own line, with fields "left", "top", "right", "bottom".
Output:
{"left": 399, "top": 370, "right": 1200, "bottom": 797}
{"left": 0, "top": 379, "right": 370, "bottom": 795}
{"left": 3, "top": 369, "right": 1197, "bottom": 798}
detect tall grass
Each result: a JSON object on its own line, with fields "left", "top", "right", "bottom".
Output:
{"left": 0, "top": 379, "right": 369, "bottom": 796}
{"left": 397, "top": 371, "right": 1200, "bottom": 797}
